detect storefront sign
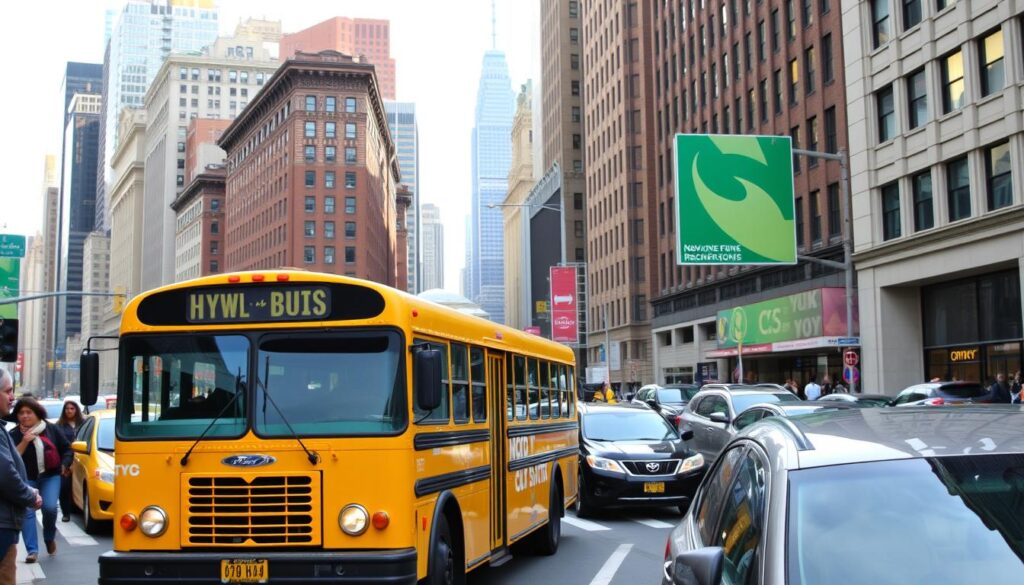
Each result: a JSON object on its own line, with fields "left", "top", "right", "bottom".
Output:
{"left": 949, "top": 348, "right": 980, "bottom": 362}
{"left": 714, "top": 288, "right": 858, "bottom": 350}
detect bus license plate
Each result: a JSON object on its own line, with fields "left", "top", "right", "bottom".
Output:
{"left": 221, "top": 559, "right": 268, "bottom": 583}
{"left": 644, "top": 482, "right": 665, "bottom": 494}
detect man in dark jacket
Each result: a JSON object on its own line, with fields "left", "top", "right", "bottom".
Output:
{"left": 988, "top": 373, "right": 1012, "bottom": 404}
{"left": 0, "top": 368, "right": 42, "bottom": 584}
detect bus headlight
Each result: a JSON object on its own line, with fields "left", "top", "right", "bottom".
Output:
{"left": 139, "top": 506, "right": 167, "bottom": 537}
{"left": 339, "top": 504, "right": 369, "bottom": 536}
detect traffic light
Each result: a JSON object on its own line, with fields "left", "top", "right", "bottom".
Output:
{"left": 0, "top": 318, "right": 17, "bottom": 363}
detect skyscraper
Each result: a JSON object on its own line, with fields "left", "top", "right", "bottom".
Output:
{"left": 385, "top": 102, "right": 420, "bottom": 293}
{"left": 420, "top": 203, "right": 444, "bottom": 291}
{"left": 280, "top": 17, "right": 396, "bottom": 100}
{"left": 97, "top": 0, "right": 220, "bottom": 233}
{"left": 470, "top": 50, "right": 514, "bottom": 324}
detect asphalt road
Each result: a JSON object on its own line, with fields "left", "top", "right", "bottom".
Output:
{"left": 31, "top": 505, "right": 679, "bottom": 585}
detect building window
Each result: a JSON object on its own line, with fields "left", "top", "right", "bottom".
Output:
{"left": 210, "top": 241, "right": 219, "bottom": 255}
{"left": 936, "top": 0, "right": 953, "bottom": 10}
{"left": 881, "top": 182, "right": 901, "bottom": 240}
{"left": 877, "top": 85, "right": 896, "bottom": 143}
{"left": 305, "top": 95, "right": 316, "bottom": 111}
{"left": 325, "top": 171, "right": 335, "bottom": 189}
{"left": 872, "top": 0, "right": 890, "bottom": 48}
{"left": 572, "top": 134, "right": 582, "bottom": 149}
{"left": 771, "top": 9, "right": 780, "bottom": 52}
{"left": 345, "top": 221, "right": 356, "bottom": 239}
{"left": 304, "top": 246, "right": 315, "bottom": 264}
{"left": 805, "top": 47, "right": 816, "bottom": 94}
{"left": 345, "top": 196, "right": 356, "bottom": 214}
{"left": 345, "top": 148, "right": 357, "bottom": 164}
{"left": 305, "top": 171, "right": 316, "bottom": 188}
{"left": 345, "top": 172, "right": 356, "bottom": 189}
{"left": 210, "top": 221, "right": 219, "bottom": 235}
{"left": 570, "top": 53, "right": 580, "bottom": 70}
{"left": 824, "top": 106, "right": 837, "bottom": 153}
{"left": 305, "top": 196, "right": 316, "bottom": 213}
{"left": 946, "top": 156, "right": 971, "bottom": 222}
{"left": 806, "top": 116, "right": 818, "bottom": 161}
{"left": 571, "top": 106, "right": 581, "bottom": 123}
{"left": 176, "top": 175, "right": 184, "bottom": 187}
{"left": 810, "top": 190, "right": 822, "bottom": 243}
{"left": 325, "top": 122, "right": 336, "bottom": 138}
{"left": 903, "top": 0, "right": 921, "bottom": 30}
{"left": 324, "top": 221, "right": 335, "bottom": 239}
{"left": 912, "top": 170, "right": 934, "bottom": 231}
{"left": 821, "top": 34, "right": 834, "bottom": 84}
{"left": 789, "top": 59, "right": 799, "bottom": 104}
{"left": 907, "top": 68, "right": 928, "bottom": 129}
{"left": 759, "top": 79, "right": 768, "bottom": 121}
{"left": 191, "top": 68, "right": 199, "bottom": 81}
{"left": 304, "top": 145, "right": 315, "bottom": 162}
{"left": 304, "top": 221, "right": 315, "bottom": 238}
{"left": 941, "top": 50, "right": 965, "bottom": 113}
{"left": 795, "top": 196, "right": 804, "bottom": 247}
{"left": 758, "top": 19, "right": 766, "bottom": 61}
{"left": 986, "top": 141, "right": 1012, "bottom": 211}
{"left": 345, "top": 246, "right": 356, "bottom": 264}
{"left": 325, "top": 146, "right": 336, "bottom": 162}
{"left": 827, "top": 182, "right": 841, "bottom": 236}
{"left": 773, "top": 70, "right": 783, "bottom": 114}
{"left": 344, "top": 97, "right": 356, "bottom": 113}
{"left": 304, "top": 121, "right": 315, "bottom": 138}
{"left": 786, "top": 0, "right": 796, "bottom": 39}
{"left": 569, "top": 0, "right": 578, "bottom": 17}
{"left": 345, "top": 123, "right": 356, "bottom": 139}
{"left": 211, "top": 199, "right": 220, "bottom": 211}
{"left": 179, "top": 67, "right": 187, "bottom": 80}
{"left": 229, "top": 70, "right": 237, "bottom": 82}
{"left": 980, "top": 29, "right": 1005, "bottom": 98}
{"left": 326, "top": 96, "right": 336, "bottom": 112}
{"left": 210, "top": 260, "right": 219, "bottom": 273}
{"left": 790, "top": 126, "right": 801, "bottom": 172}
{"left": 324, "top": 246, "right": 335, "bottom": 265}
{"left": 569, "top": 27, "right": 579, "bottom": 44}
{"left": 324, "top": 196, "right": 336, "bottom": 214}
{"left": 571, "top": 80, "right": 580, "bottom": 96}
{"left": 802, "top": 0, "right": 813, "bottom": 26}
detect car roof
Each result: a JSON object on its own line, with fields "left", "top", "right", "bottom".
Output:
{"left": 745, "top": 405, "right": 1024, "bottom": 470}
{"left": 85, "top": 409, "right": 117, "bottom": 419}
{"left": 578, "top": 402, "right": 657, "bottom": 415}
{"left": 698, "top": 388, "right": 793, "bottom": 397}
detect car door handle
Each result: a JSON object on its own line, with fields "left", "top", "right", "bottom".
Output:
{"left": 705, "top": 426, "right": 715, "bottom": 432}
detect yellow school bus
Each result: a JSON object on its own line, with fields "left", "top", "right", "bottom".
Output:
{"left": 80, "top": 270, "right": 579, "bottom": 584}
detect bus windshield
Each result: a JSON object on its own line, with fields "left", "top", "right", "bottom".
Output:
{"left": 118, "top": 334, "right": 249, "bottom": 439}
{"left": 254, "top": 331, "right": 406, "bottom": 436}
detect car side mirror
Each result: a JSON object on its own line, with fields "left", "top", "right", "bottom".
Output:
{"left": 414, "top": 348, "right": 443, "bottom": 411}
{"left": 709, "top": 412, "right": 730, "bottom": 424}
{"left": 680, "top": 429, "right": 694, "bottom": 441}
{"left": 672, "top": 547, "right": 724, "bottom": 585}
{"left": 71, "top": 440, "right": 88, "bottom": 455}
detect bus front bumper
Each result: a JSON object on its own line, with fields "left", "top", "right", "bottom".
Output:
{"left": 98, "top": 548, "right": 418, "bottom": 584}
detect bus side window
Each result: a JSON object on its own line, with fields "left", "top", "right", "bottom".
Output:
{"left": 568, "top": 367, "right": 576, "bottom": 418}
{"left": 451, "top": 343, "right": 469, "bottom": 424}
{"left": 528, "top": 358, "right": 540, "bottom": 420}
{"left": 470, "top": 347, "right": 486, "bottom": 423}
{"left": 515, "top": 356, "right": 528, "bottom": 421}
{"left": 553, "top": 364, "right": 564, "bottom": 418}
{"left": 540, "top": 361, "right": 551, "bottom": 419}
{"left": 414, "top": 339, "right": 450, "bottom": 424}
{"left": 506, "top": 355, "right": 516, "bottom": 422}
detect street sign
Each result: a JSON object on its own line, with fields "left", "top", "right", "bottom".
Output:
{"left": 675, "top": 134, "right": 797, "bottom": 265}
{"left": 837, "top": 337, "right": 860, "bottom": 346}
{"left": 549, "top": 266, "right": 579, "bottom": 344}
{"left": 844, "top": 350, "right": 859, "bottom": 367}
{"left": 0, "top": 235, "right": 25, "bottom": 258}
{"left": 843, "top": 365, "right": 859, "bottom": 384}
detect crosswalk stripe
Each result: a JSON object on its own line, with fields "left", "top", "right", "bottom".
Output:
{"left": 38, "top": 511, "right": 98, "bottom": 546}
{"left": 588, "top": 543, "right": 633, "bottom": 585}
{"left": 15, "top": 539, "right": 45, "bottom": 584}
{"left": 563, "top": 514, "right": 611, "bottom": 532}
{"left": 633, "top": 517, "right": 675, "bottom": 529}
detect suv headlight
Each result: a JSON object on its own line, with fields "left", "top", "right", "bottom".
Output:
{"left": 585, "top": 455, "right": 626, "bottom": 475}
{"left": 679, "top": 454, "right": 704, "bottom": 474}
{"left": 139, "top": 506, "right": 168, "bottom": 537}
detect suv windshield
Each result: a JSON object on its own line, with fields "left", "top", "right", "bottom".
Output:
{"left": 788, "top": 455, "right": 1024, "bottom": 584}
{"left": 939, "top": 384, "right": 987, "bottom": 398}
{"left": 583, "top": 411, "right": 677, "bottom": 441}
{"left": 254, "top": 331, "right": 405, "bottom": 436}
{"left": 118, "top": 334, "right": 249, "bottom": 439}
{"left": 658, "top": 387, "right": 699, "bottom": 404}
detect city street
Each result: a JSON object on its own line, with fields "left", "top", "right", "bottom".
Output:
{"left": 13, "top": 511, "right": 112, "bottom": 585}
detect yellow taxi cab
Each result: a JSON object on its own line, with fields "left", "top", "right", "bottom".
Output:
{"left": 70, "top": 409, "right": 118, "bottom": 533}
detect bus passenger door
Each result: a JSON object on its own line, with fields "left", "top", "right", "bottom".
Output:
{"left": 487, "top": 352, "right": 506, "bottom": 551}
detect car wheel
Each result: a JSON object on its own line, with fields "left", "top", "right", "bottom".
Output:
{"left": 82, "top": 484, "right": 98, "bottom": 534}
{"left": 574, "top": 471, "right": 595, "bottom": 518}
{"left": 531, "top": 481, "right": 561, "bottom": 555}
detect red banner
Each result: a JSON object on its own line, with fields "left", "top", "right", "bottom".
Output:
{"left": 549, "top": 266, "right": 578, "bottom": 343}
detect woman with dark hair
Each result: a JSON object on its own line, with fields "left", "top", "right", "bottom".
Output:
{"left": 8, "top": 397, "right": 71, "bottom": 563}
{"left": 55, "top": 401, "right": 84, "bottom": 523}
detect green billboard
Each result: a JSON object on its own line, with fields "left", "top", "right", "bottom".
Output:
{"left": 0, "top": 258, "right": 19, "bottom": 319}
{"left": 716, "top": 289, "right": 824, "bottom": 348}
{"left": 675, "top": 134, "right": 797, "bottom": 265}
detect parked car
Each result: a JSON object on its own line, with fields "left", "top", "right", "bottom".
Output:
{"left": 731, "top": 402, "right": 852, "bottom": 432}
{"left": 891, "top": 381, "right": 989, "bottom": 406}
{"left": 632, "top": 384, "right": 701, "bottom": 426}
{"left": 679, "top": 388, "right": 801, "bottom": 464}
{"left": 576, "top": 403, "right": 705, "bottom": 517}
{"left": 817, "top": 393, "right": 892, "bottom": 407}
{"left": 39, "top": 399, "right": 65, "bottom": 423}
{"left": 70, "top": 409, "right": 120, "bottom": 533}
{"left": 663, "top": 405, "right": 1024, "bottom": 585}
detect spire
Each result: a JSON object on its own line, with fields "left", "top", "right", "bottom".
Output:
{"left": 491, "top": 0, "right": 497, "bottom": 49}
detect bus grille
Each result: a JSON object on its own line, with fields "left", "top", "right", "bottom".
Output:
{"left": 184, "top": 474, "right": 320, "bottom": 546}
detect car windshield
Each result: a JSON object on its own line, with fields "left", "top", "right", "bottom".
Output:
{"left": 42, "top": 402, "right": 64, "bottom": 420}
{"left": 939, "top": 384, "right": 987, "bottom": 398}
{"left": 658, "top": 387, "right": 698, "bottom": 404}
{"left": 788, "top": 455, "right": 1024, "bottom": 584}
{"left": 97, "top": 418, "right": 115, "bottom": 452}
{"left": 732, "top": 392, "right": 799, "bottom": 413}
{"left": 583, "top": 411, "right": 678, "bottom": 441}
{"left": 254, "top": 332, "right": 405, "bottom": 436}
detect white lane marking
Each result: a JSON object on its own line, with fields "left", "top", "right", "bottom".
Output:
{"left": 588, "top": 543, "right": 633, "bottom": 585}
{"left": 633, "top": 517, "right": 675, "bottom": 529}
{"left": 41, "top": 510, "right": 98, "bottom": 546}
{"left": 563, "top": 514, "right": 612, "bottom": 532}
{"left": 15, "top": 539, "right": 46, "bottom": 583}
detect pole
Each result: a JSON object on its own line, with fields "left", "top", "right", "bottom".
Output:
{"left": 738, "top": 342, "right": 744, "bottom": 384}
{"left": 604, "top": 304, "right": 611, "bottom": 386}
{"left": 839, "top": 148, "right": 857, "bottom": 394}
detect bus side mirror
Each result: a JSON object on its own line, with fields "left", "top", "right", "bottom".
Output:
{"left": 80, "top": 352, "right": 99, "bottom": 407}
{"left": 414, "top": 349, "right": 443, "bottom": 411}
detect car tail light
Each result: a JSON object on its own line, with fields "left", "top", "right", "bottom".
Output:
{"left": 672, "top": 414, "right": 682, "bottom": 426}
{"left": 924, "top": 397, "right": 945, "bottom": 406}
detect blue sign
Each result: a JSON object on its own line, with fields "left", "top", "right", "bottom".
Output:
{"left": 837, "top": 337, "right": 860, "bottom": 346}
{"left": 843, "top": 365, "right": 860, "bottom": 384}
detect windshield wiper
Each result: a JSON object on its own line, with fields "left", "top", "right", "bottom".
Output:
{"left": 180, "top": 368, "right": 244, "bottom": 466}
{"left": 256, "top": 356, "right": 320, "bottom": 465}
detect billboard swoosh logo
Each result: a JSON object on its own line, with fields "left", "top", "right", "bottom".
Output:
{"left": 691, "top": 150, "right": 794, "bottom": 262}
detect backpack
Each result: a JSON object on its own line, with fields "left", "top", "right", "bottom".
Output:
{"left": 39, "top": 433, "right": 61, "bottom": 472}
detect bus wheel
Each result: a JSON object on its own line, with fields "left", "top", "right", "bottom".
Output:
{"left": 533, "top": 482, "right": 562, "bottom": 556}
{"left": 428, "top": 515, "right": 463, "bottom": 585}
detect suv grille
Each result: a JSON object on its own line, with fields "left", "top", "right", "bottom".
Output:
{"left": 623, "top": 460, "right": 680, "bottom": 476}
{"left": 184, "top": 474, "right": 320, "bottom": 546}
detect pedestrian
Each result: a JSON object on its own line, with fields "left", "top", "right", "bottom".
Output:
{"left": 0, "top": 368, "right": 42, "bottom": 584}
{"left": 988, "top": 373, "right": 1012, "bottom": 404}
{"left": 55, "top": 400, "right": 84, "bottom": 522}
{"left": 1011, "top": 371, "right": 1022, "bottom": 402}
{"left": 804, "top": 376, "right": 822, "bottom": 401}
{"left": 821, "top": 375, "right": 834, "bottom": 397}
{"left": 9, "top": 397, "right": 71, "bottom": 562}
{"left": 783, "top": 379, "right": 799, "bottom": 395}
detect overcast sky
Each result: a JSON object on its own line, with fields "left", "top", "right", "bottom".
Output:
{"left": 0, "top": 0, "right": 538, "bottom": 292}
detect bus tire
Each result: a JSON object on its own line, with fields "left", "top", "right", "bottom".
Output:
{"left": 532, "top": 478, "right": 562, "bottom": 556}
{"left": 427, "top": 514, "right": 463, "bottom": 585}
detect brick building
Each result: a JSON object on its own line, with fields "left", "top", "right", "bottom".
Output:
{"left": 280, "top": 18, "right": 396, "bottom": 100}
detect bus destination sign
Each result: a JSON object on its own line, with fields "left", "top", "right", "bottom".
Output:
{"left": 187, "top": 286, "right": 331, "bottom": 324}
